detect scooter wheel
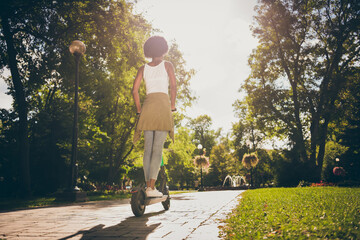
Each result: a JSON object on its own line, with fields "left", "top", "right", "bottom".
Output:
{"left": 131, "top": 190, "right": 146, "bottom": 217}
{"left": 162, "top": 196, "right": 170, "bottom": 210}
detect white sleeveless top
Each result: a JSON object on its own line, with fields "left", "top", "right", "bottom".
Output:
{"left": 143, "top": 61, "right": 169, "bottom": 95}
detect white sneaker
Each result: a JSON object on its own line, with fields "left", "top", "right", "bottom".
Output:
{"left": 146, "top": 187, "right": 163, "bottom": 197}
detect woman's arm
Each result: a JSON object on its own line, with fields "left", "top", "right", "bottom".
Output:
{"left": 132, "top": 66, "right": 144, "bottom": 113}
{"left": 165, "top": 61, "right": 177, "bottom": 111}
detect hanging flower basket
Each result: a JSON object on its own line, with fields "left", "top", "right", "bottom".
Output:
{"left": 333, "top": 167, "right": 346, "bottom": 176}
{"left": 242, "top": 153, "right": 259, "bottom": 169}
{"left": 194, "top": 155, "right": 210, "bottom": 169}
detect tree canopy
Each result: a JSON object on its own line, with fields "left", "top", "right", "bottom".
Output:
{"left": 0, "top": 0, "right": 196, "bottom": 196}
{"left": 238, "top": 0, "right": 360, "bottom": 181}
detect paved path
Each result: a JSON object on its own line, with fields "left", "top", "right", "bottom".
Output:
{"left": 0, "top": 190, "right": 244, "bottom": 240}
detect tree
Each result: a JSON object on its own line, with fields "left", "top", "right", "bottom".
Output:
{"left": 0, "top": 0, "right": 198, "bottom": 196}
{"left": 251, "top": 149, "right": 275, "bottom": 187}
{"left": 336, "top": 70, "right": 360, "bottom": 181}
{"left": 188, "top": 114, "right": 220, "bottom": 156}
{"left": 0, "top": 0, "right": 197, "bottom": 195}
{"left": 207, "top": 143, "right": 236, "bottom": 186}
{"left": 165, "top": 127, "right": 196, "bottom": 189}
{"left": 165, "top": 42, "right": 196, "bottom": 109}
{"left": 241, "top": 0, "right": 360, "bottom": 181}
{"left": 0, "top": 0, "right": 70, "bottom": 196}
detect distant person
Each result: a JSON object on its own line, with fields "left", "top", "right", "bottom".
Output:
{"left": 132, "top": 36, "right": 177, "bottom": 197}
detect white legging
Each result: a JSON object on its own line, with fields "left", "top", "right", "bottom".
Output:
{"left": 143, "top": 130, "right": 167, "bottom": 181}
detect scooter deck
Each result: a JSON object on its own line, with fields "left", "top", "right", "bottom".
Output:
{"left": 145, "top": 195, "right": 169, "bottom": 205}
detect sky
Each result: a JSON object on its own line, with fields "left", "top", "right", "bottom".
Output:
{"left": 0, "top": 0, "right": 259, "bottom": 135}
{"left": 134, "top": 0, "right": 258, "bottom": 133}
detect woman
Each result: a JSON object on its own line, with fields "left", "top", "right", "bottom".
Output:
{"left": 132, "top": 36, "right": 177, "bottom": 197}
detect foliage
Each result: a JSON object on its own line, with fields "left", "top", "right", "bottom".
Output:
{"left": 336, "top": 71, "right": 360, "bottom": 182}
{"left": 165, "top": 42, "right": 196, "bottom": 109}
{"left": 231, "top": 109, "right": 270, "bottom": 187}
{"left": 127, "top": 166, "right": 145, "bottom": 187}
{"left": 272, "top": 148, "right": 307, "bottom": 187}
{"left": 205, "top": 142, "right": 237, "bottom": 186}
{"left": 321, "top": 141, "right": 348, "bottom": 182}
{"left": 188, "top": 114, "right": 220, "bottom": 156}
{"left": 237, "top": 0, "right": 360, "bottom": 182}
{"left": 232, "top": 100, "right": 266, "bottom": 151}
{"left": 0, "top": 0, "right": 196, "bottom": 197}
{"left": 165, "top": 127, "right": 196, "bottom": 189}
{"left": 221, "top": 187, "right": 360, "bottom": 239}
{"left": 231, "top": 121, "right": 252, "bottom": 171}
{"left": 251, "top": 149, "right": 275, "bottom": 187}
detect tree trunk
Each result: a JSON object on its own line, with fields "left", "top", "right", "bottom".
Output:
{"left": 1, "top": 14, "right": 31, "bottom": 196}
{"left": 106, "top": 97, "right": 119, "bottom": 184}
{"left": 250, "top": 167, "right": 253, "bottom": 187}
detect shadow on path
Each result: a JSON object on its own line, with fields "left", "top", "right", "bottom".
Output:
{"left": 0, "top": 198, "right": 130, "bottom": 213}
{"left": 59, "top": 211, "right": 165, "bottom": 240}
{"left": 169, "top": 195, "right": 193, "bottom": 201}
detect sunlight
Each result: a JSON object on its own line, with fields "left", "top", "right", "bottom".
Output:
{"left": 0, "top": 69, "right": 12, "bottom": 109}
{"left": 135, "top": 0, "right": 258, "bottom": 132}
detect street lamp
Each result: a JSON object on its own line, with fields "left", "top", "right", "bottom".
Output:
{"left": 197, "top": 144, "right": 203, "bottom": 154}
{"left": 69, "top": 40, "right": 86, "bottom": 193}
{"left": 197, "top": 144, "right": 204, "bottom": 190}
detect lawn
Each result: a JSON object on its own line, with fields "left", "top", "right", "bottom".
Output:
{"left": 221, "top": 187, "right": 360, "bottom": 239}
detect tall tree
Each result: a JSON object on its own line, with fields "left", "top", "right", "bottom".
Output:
{"left": 0, "top": 0, "right": 154, "bottom": 193}
{"left": 1, "top": 0, "right": 197, "bottom": 194}
{"left": 207, "top": 142, "right": 237, "bottom": 186}
{"left": 335, "top": 70, "right": 360, "bottom": 181}
{"left": 188, "top": 114, "right": 220, "bottom": 156}
{"left": 0, "top": 0, "right": 62, "bottom": 196}
{"left": 165, "top": 127, "right": 196, "bottom": 188}
{"left": 242, "top": 0, "right": 360, "bottom": 181}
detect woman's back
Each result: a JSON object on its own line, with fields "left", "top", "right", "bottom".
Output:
{"left": 143, "top": 61, "right": 169, "bottom": 95}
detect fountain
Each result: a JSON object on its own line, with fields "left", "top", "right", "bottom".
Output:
{"left": 223, "top": 175, "right": 246, "bottom": 187}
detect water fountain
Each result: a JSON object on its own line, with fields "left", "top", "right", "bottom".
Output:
{"left": 222, "top": 175, "right": 246, "bottom": 187}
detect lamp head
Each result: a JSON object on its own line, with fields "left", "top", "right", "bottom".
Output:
{"left": 69, "top": 40, "right": 86, "bottom": 55}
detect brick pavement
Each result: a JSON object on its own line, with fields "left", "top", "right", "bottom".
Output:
{"left": 0, "top": 190, "right": 244, "bottom": 240}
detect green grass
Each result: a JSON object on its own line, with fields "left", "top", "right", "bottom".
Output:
{"left": 221, "top": 187, "right": 360, "bottom": 239}
{"left": 170, "top": 190, "right": 196, "bottom": 195}
{"left": 86, "top": 191, "right": 131, "bottom": 201}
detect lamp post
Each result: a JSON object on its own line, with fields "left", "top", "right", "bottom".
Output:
{"left": 197, "top": 144, "right": 203, "bottom": 190}
{"left": 69, "top": 40, "right": 86, "bottom": 192}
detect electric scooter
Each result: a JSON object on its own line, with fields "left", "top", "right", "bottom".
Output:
{"left": 130, "top": 158, "right": 170, "bottom": 217}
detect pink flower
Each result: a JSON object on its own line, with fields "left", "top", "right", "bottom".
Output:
{"left": 194, "top": 155, "right": 210, "bottom": 169}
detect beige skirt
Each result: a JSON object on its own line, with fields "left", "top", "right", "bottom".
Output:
{"left": 133, "top": 92, "right": 174, "bottom": 144}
